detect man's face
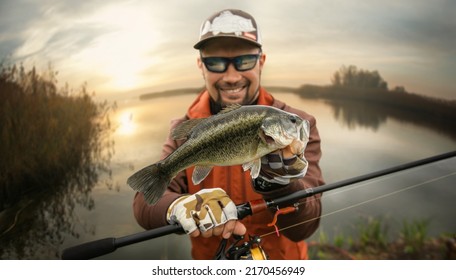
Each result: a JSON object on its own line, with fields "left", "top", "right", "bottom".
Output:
{"left": 197, "top": 37, "right": 266, "bottom": 107}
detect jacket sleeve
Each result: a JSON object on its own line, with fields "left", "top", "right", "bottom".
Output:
{"left": 132, "top": 118, "right": 189, "bottom": 230}
{"left": 255, "top": 110, "right": 325, "bottom": 242}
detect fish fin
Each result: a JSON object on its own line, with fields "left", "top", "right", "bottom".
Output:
{"left": 242, "top": 158, "right": 259, "bottom": 172}
{"left": 244, "top": 158, "right": 262, "bottom": 178}
{"left": 219, "top": 103, "right": 242, "bottom": 114}
{"left": 127, "top": 162, "right": 170, "bottom": 205}
{"left": 242, "top": 161, "right": 253, "bottom": 172}
{"left": 192, "top": 165, "right": 213, "bottom": 185}
{"left": 172, "top": 118, "right": 205, "bottom": 140}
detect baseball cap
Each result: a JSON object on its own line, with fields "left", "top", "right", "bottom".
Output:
{"left": 194, "top": 9, "right": 262, "bottom": 49}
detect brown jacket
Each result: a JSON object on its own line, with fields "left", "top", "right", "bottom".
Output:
{"left": 133, "top": 87, "right": 325, "bottom": 259}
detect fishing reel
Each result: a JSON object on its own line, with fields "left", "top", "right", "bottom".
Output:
{"left": 214, "top": 235, "right": 268, "bottom": 260}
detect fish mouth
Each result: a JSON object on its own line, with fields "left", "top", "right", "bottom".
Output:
{"left": 259, "top": 130, "right": 279, "bottom": 145}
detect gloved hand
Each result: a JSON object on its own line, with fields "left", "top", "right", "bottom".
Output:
{"left": 256, "top": 138, "right": 308, "bottom": 188}
{"left": 167, "top": 188, "right": 245, "bottom": 238}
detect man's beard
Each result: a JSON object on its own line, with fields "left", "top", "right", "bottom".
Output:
{"left": 209, "top": 84, "right": 260, "bottom": 114}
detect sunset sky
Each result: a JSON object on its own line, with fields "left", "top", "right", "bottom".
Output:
{"left": 1, "top": 0, "right": 455, "bottom": 101}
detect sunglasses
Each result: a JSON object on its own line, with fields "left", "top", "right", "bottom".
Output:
{"left": 200, "top": 53, "right": 261, "bottom": 73}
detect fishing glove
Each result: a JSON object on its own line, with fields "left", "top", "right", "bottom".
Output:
{"left": 255, "top": 138, "right": 308, "bottom": 191}
{"left": 166, "top": 188, "right": 238, "bottom": 235}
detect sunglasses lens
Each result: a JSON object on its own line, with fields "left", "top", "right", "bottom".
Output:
{"left": 235, "top": 55, "right": 259, "bottom": 71}
{"left": 203, "top": 57, "right": 228, "bottom": 73}
{"left": 202, "top": 54, "right": 260, "bottom": 73}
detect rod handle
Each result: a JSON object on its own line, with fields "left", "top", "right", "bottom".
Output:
{"left": 61, "top": 238, "right": 116, "bottom": 260}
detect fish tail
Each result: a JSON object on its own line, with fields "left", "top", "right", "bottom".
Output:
{"left": 127, "top": 162, "right": 171, "bottom": 205}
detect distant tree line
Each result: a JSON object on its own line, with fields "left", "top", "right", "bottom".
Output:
{"left": 331, "top": 65, "right": 388, "bottom": 90}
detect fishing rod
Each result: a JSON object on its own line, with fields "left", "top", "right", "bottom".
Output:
{"left": 61, "top": 150, "right": 456, "bottom": 260}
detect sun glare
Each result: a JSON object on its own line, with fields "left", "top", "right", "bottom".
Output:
{"left": 117, "top": 111, "right": 136, "bottom": 135}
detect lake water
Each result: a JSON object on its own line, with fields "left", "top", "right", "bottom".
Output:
{"left": 1, "top": 92, "right": 455, "bottom": 259}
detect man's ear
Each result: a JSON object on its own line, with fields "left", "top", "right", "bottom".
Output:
{"left": 259, "top": 52, "right": 266, "bottom": 70}
{"left": 197, "top": 56, "right": 203, "bottom": 70}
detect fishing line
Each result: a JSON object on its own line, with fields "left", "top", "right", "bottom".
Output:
{"left": 260, "top": 171, "right": 456, "bottom": 239}
{"left": 320, "top": 176, "right": 390, "bottom": 198}
{"left": 320, "top": 160, "right": 442, "bottom": 199}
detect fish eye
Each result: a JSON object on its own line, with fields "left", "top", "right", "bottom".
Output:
{"left": 289, "top": 115, "right": 297, "bottom": 123}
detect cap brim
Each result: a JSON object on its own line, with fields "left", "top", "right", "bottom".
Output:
{"left": 193, "top": 35, "right": 262, "bottom": 49}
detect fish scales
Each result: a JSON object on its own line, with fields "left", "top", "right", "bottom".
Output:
{"left": 164, "top": 107, "right": 267, "bottom": 174}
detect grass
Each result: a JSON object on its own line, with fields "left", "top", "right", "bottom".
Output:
{"left": 308, "top": 216, "right": 455, "bottom": 260}
{"left": 401, "top": 219, "right": 430, "bottom": 255}
{"left": 0, "top": 63, "right": 114, "bottom": 211}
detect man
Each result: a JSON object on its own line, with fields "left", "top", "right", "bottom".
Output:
{"left": 133, "top": 9, "right": 324, "bottom": 260}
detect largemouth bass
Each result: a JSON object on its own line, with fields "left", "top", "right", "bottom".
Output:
{"left": 127, "top": 104, "right": 309, "bottom": 204}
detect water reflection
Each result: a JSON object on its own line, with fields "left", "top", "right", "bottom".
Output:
{"left": 117, "top": 111, "right": 135, "bottom": 135}
{"left": 0, "top": 127, "right": 113, "bottom": 260}
{"left": 329, "top": 99, "right": 387, "bottom": 130}
{"left": 0, "top": 169, "right": 103, "bottom": 259}
{"left": 320, "top": 96, "right": 456, "bottom": 141}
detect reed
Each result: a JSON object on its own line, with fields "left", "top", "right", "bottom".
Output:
{"left": 0, "top": 63, "right": 114, "bottom": 211}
